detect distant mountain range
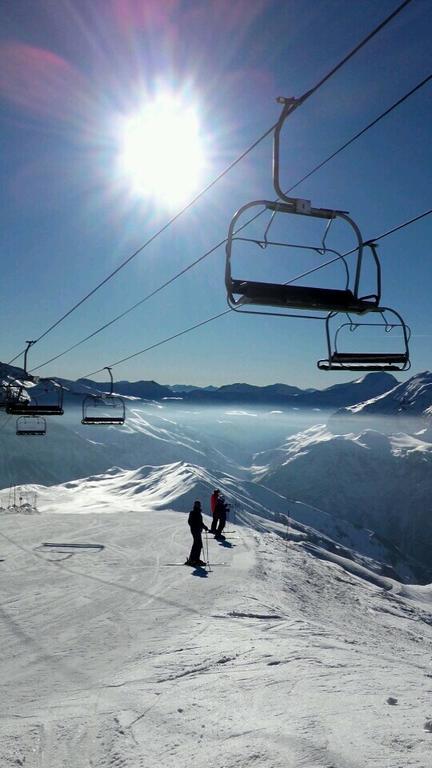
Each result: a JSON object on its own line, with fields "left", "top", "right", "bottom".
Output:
{"left": 2, "top": 361, "right": 427, "bottom": 412}
{"left": 74, "top": 371, "right": 399, "bottom": 410}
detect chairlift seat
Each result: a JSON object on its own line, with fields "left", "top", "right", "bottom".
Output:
{"left": 331, "top": 352, "right": 408, "bottom": 363}
{"left": 318, "top": 361, "right": 406, "bottom": 372}
{"left": 16, "top": 428, "right": 46, "bottom": 435}
{"left": 7, "top": 404, "right": 64, "bottom": 416}
{"left": 318, "top": 351, "right": 410, "bottom": 372}
{"left": 81, "top": 415, "right": 125, "bottom": 425}
{"left": 231, "top": 280, "right": 377, "bottom": 314}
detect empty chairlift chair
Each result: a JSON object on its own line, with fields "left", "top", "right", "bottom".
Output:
{"left": 226, "top": 203, "right": 382, "bottom": 316}
{"left": 317, "top": 309, "right": 411, "bottom": 372}
{"left": 5, "top": 342, "right": 64, "bottom": 416}
{"left": 6, "top": 379, "right": 64, "bottom": 415}
{"left": 81, "top": 367, "right": 125, "bottom": 425}
{"left": 16, "top": 416, "right": 47, "bottom": 436}
{"left": 225, "top": 96, "right": 382, "bottom": 317}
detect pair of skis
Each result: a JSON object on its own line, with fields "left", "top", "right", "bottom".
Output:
{"left": 163, "top": 561, "right": 228, "bottom": 567}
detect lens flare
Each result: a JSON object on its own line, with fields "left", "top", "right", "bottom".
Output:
{"left": 118, "top": 93, "right": 206, "bottom": 208}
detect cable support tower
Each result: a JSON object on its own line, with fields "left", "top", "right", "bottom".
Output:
{"left": 29, "top": 69, "right": 431, "bottom": 373}
{"left": 9, "top": 0, "right": 414, "bottom": 367}
{"left": 80, "top": 206, "right": 432, "bottom": 379}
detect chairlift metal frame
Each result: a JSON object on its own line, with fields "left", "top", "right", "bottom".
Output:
{"left": 225, "top": 97, "right": 382, "bottom": 316}
{"left": 6, "top": 341, "right": 64, "bottom": 415}
{"left": 81, "top": 367, "right": 126, "bottom": 425}
{"left": 226, "top": 202, "right": 381, "bottom": 315}
{"left": 317, "top": 309, "right": 411, "bottom": 371}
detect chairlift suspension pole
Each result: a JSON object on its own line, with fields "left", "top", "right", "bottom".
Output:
{"left": 23, "top": 341, "right": 36, "bottom": 377}
{"left": 104, "top": 366, "right": 114, "bottom": 396}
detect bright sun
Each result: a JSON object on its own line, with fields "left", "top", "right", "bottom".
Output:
{"left": 118, "top": 93, "right": 206, "bottom": 208}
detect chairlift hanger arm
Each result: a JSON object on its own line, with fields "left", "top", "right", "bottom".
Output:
{"left": 23, "top": 340, "right": 36, "bottom": 377}
{"left": 104, "top": 366, "right": 114, "bottom": 396}
{"left": 273, "top": 97, "right": 305, "bottom": 206}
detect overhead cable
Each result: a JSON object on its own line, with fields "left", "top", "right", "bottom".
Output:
{"left": 286, "top": 206, "right": 432, "bottom": 285}
{"left": 7, "top": 127, "right": 277, "bottom": 368}
{"left": 81, "top": 205, "right": 432, "bottom": 379}
{"left": 30, "top": 69, "right": 431, "bottom": 374}
{"left": 10, "top": 0, "right": 414, "bottom": 367}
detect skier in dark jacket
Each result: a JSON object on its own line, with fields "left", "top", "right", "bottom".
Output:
{"left": 186, "top": 500, "right": 209, "bottom": 566}
{"left": 210, "top": 489, "right": 220, "bottom": 533}
{"left": 214, "top": 496, "right": 227, "bottom": 539}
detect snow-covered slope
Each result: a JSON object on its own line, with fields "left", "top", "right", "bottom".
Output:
{"left": 333, "top": 371, "right": 432, "bottom": 422}
{"left": 253, "top": 424, "right": 432, "bottom": 577}
{"left": 2, "top": 459, "right": 421, "bottom": 584}
{"left": 0, "top": 498, "right": 431, "bottom": 767}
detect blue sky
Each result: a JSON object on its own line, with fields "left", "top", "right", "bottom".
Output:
{"left": 1, "top": 0, "right": 431, "bottom": 388}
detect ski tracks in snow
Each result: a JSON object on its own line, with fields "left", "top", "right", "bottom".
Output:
{"left": 1, "top": 511, "right": 432, "bottom": 766}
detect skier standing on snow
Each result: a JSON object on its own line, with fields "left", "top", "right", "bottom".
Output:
{"left": 214, "top": 495, "right": 227, "bottom": 539}
{"left": 210, "top": 488, "right": 220, "bottom": 534}
{"left": 186, "top": 500, "right": 209, "bottom": 566}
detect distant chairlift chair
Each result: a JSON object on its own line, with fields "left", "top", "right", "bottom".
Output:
{"left": 225, "top": 96, "right": 382, "bottom": 317}
{"left": 16, "top": 415, "right": 47, "bottom": 436}
{"left": 317, "top": 309, "right": 411, "bottom": 372}
{"left": 6, "top": 380, "right": 64, "bottom": 416}
{"left": 5, "top": 342, "right": 64, "bottom": 421}
{"left": 81, "top": 367, "right": 126, "bottom": 425}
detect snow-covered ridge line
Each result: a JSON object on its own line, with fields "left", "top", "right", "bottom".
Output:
{"left": 335, "top": 371, "right": 432, "bottom": 419}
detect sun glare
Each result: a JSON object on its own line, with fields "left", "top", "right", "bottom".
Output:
{"left": 118, "top": 93, "right": 206, "bottom": 208}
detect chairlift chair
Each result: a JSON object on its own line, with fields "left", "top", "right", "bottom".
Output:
{"left": 6, "top": 379, "right": 64, "bottom": 415}
{"left": 317, "top": 309, "right": 411, "bottom": 372}
{"left": 81, "top": 367, "right": 125, "bottom": 425}
{"left": 5, "top": 341, "right": 64, "bottom": 415}
{"left": 16, "top": 416, "right": 47, "bottom": 436}
{"left": 225, "top": 97, "right": 382, "bottom": 317}
{"left": 226, "top": 201, "right": 381, "bottom": 316}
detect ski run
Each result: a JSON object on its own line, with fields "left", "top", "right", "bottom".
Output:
{"left": 0, "top": 488, "right": 431, "bottom": 768}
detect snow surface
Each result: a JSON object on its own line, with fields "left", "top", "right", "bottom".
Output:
{"left": 1, "top": 372, "right": 432, "bottom": 765}
{"left": 1, "top": 471, "right": 432, "bottom": 767}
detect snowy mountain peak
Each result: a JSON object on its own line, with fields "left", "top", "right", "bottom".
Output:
{"left": 335, "top": 370, "right": 432, "bottom": 419}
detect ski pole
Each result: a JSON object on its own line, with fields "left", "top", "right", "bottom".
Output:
{"left": 205, "top": 530, "right": 211, "bottom": 572}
